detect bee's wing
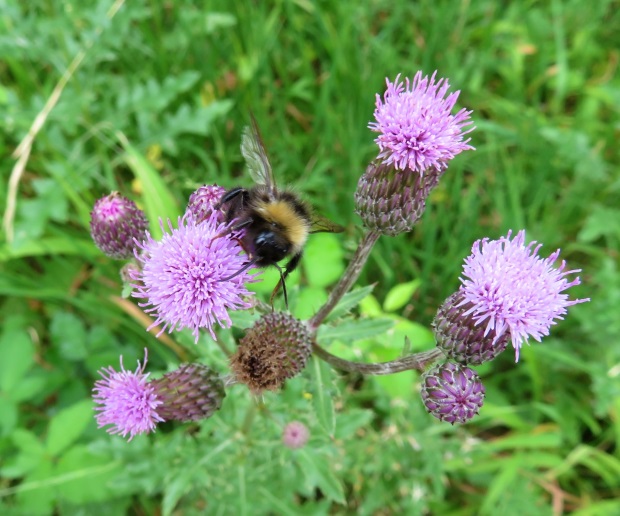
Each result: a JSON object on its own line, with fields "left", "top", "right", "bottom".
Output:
{"left": 309, "top": 213, "right": 345, "bottom": 234}
{"left": 241, "top": 114, "right": 277, "bottom": 197}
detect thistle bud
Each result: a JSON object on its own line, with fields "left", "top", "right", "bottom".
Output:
{"left": 90, "top": 192, "right": 148, "bottom": 259}
{"left": 230, "top": 312, "right": 312, "bottom": 394}
{"left": 150, "top": 363, "right": 226, "bottom": 422}
{"left": 282, "top": 421, "right": 310, "bottom": 449}
{"left": 421, "top": 361, "right": 485, "bottom": 424}
{"left": 354, "top": 161, "right": 440, "bottom": 236}
{"left": 433, "top": 291, "right": 509, "bottom": 365}
{"left": 186, "top": 184, "right": 226, "bottom": 224}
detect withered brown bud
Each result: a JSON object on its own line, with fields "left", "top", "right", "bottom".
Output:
{"left": 230, "top": 312, "right": 312, "bottom": 394}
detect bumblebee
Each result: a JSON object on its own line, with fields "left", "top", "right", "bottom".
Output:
{"left": 216, "top": 114, "right": 344, "bottom": 308}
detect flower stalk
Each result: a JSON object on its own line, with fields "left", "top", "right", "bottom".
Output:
{"left": 308, "top": 229, "right": 380, "bottom": 331}
{"left": 311, "top": 342, "right": 445, "bottom": 375}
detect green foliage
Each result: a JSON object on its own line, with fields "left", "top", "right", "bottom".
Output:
{"left": 1, "top": 0, "right": 618, "bottom": 514}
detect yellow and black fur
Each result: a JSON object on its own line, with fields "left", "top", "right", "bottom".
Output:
{"left": 215, "top": 115, "right": 343, "bottom": 308}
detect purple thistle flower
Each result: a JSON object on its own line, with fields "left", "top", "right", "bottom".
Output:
{"left": 93, "top": 349, "right": 163, "bottom": 441}
{"left": 185, "top": 184, "right": 227, "bottom": 225}
{"left": 459, "top": 230, "right": 590, "bottom": 361}
{"left": 370, "top": 71, "right": 475, "bottom": 174}
{"left": 282, "top": 421, "right": 310, "bottom": 449}
{"left": 421, "top": 362, "right": 485, "bottom": 424}
{"left": 131, "top": 212, "right": 255, "bottom": 343}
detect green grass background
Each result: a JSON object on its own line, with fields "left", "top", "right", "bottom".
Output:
{"left": 1, "top": 0, "right": 619, "bottom": 514}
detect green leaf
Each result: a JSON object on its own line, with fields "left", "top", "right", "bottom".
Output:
{"left": 485, "top": 430, "right": 562, "bottom": 451}
{"left": 162, "top": 469, "right": 193, "bottom": 516}
{"left": 0, "top": 237, "right": 99, "bottom": 261}
{"left": 0, "top": 398, "right": 18, "bottom": 437}
{"left": 326, "top": 284, "right": 375, "bottom": 321}
{"left": 297, "top": 450, "right": 346, "bottom": 505}
{"left": 293, "top": 286, "right": 328, "bottom": 320}
{"left": 229, "top": 309, "right": 261, "bottom": 329}
{"left": 46, "top": 400, "right": 94, "bottom": 456}
{"left": 334, "top": 409, "right": 374, "bottom": 440}
{"left": 374, "top": 371, "right": 417, "bottom": 401}
{"left": 383, "top": 280, "right": 420, "bottom": 312}
{"left": 257, "top": 487, "right": 299, "bottom": 516}
{"left": 10, "top": 376, "right": 48, "bottom": 403}
{"left": 0, "top": 327, "right": 34, "bottom": 392}
{"left": 49, "top": 311, "right": 88, "bottom": 362}
{"left": 312, "top": 358, "right": 335, "bottom": 436}
{"left": 15, "top": 460, "right": 56, "bottom": 515}
{"left": 359, "top": 294, "right": 383, "bottom": 317}
{"left": 55, "top": 445, "right": 119, "bottom": 504}
{"left": 303, "top": 233, "right": 345, "bottom": 288}
{"left": 204, "top": 12, "right": 237, "bottom": 33}
{"left": 318, "top": 318, "right": 394, "bottom": 343}
{"left": 118, "top": 135, "right": 180, "bottom": 239}
{"left": 1, "top": 429, "right": 45, "bottom": 478}
{"left": 578, "top": 205, "right": 620, "bottom": 243}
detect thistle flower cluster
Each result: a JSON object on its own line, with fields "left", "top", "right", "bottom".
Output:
{"left": 355, "top": 72, "right": 474, "bottom": 236}
{"left": 422, "top": 230, "right": 589, "bottom": 423}
{"left": 90, "top": 69, "right": 589, "bottom": 439}
{"left": 93, "top": 351, "right": 225, "bottom": 440}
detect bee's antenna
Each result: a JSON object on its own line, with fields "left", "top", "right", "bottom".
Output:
{"left": 270, "top": 263, "right": 288, "bottom": 311}
{"left": 218, "top": 256, "right": 261, "bottom": 282}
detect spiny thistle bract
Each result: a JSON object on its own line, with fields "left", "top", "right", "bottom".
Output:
{"left": 433, "top": 291, "right": 510, "bottom": 365}
{"left": 421, "top": 362, "right": 485, "bottom": 424}
{"left": 150, "top": 363, "right": 226, "bottom": 422}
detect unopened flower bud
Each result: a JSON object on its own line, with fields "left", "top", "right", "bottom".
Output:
{"left": 282, "top": 421, "right": 309, "bottom": 449}
{"left": 421, "top": 361, "right": 485, "bottom": 424}
{"left": 90, "top": 192, "right": 148, "bottom": 259}
{"left": 186, "top": 184, "right": 226, "bottom": 224}
{"left": 230, "top": 312, "right": 312, "bottom": 394}
{"left": 150, "top": 363, "right": 226, "bottom": 422}
{"left": 433, "top": 291, "right": 509, "bottom": 365}
{"left": 354, "top": 161, "right": 440, "bottom": 235}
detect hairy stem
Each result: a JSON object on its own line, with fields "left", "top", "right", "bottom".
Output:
{"left": 309, "top": 229, "right": 380, "bottom": 331}
{"left": 312, "top": 342, "right": 444, "bottom": 374}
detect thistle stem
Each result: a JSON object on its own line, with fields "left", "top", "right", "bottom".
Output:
{"left": 312, "top": 342, "right": 444, "bottom": 374}
{"left": 309, "top": 229, "right": 380, "bottom": 331}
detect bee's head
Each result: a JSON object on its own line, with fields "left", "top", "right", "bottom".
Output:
{"left": 255, "top": 227, "right": 290, "bottom": 263}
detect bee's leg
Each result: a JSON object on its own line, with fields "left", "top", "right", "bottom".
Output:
{"left": 214, "top": 187, "right": 247, "bottom": 210}
{"left": 211, "top": 214, "right": 253, "bottom": 243}
{"left": 270, "top": 252, "right": 303, "bottom": 310}
{"left": 219, "top": 255, "right": 261, "bottom": 282}
{"left": 211, "top": 187, "right": 250, "bottom": 238}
